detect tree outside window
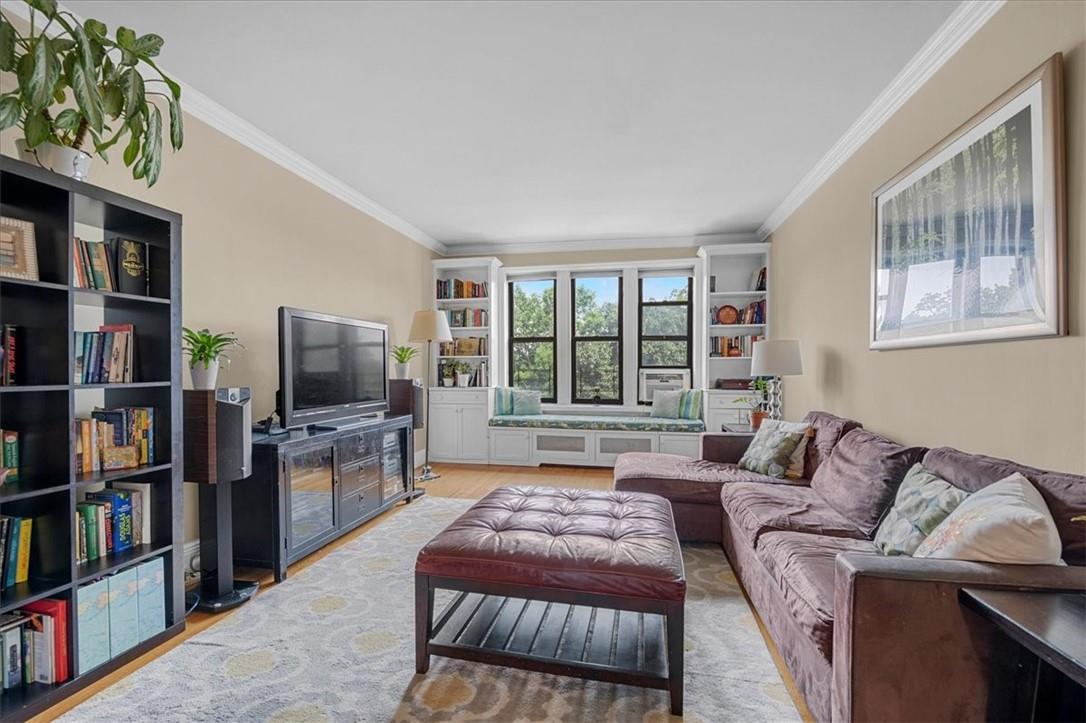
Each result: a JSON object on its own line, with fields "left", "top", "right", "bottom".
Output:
{"left": 572, "top": 276, "right": 621, "bottom": 404}
{"left": 639, "top": 276, "right": 692, "bottom": 401}
{"left": 509, "top": 279, "right": 556, "bottom": 401}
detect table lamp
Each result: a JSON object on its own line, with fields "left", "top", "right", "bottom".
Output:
{"left": 408, "top": 310, "right": 453, "bottom": 481}
{"left": 751, "top": 339, "right": 803, "bottom": 420}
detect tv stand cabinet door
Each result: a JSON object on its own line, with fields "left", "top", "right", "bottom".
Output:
{"left": 284, "top": 444, "right": 337, "bottom": 556}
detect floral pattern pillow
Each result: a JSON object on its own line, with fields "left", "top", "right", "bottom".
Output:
{"left": 738, "top": 421, "right": 805, "bottom": 478}
{"left": 873, "top": 463, "right": 969, "bottom": 556}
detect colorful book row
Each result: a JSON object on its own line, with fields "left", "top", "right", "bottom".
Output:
{"left": 76, "top": 484, "right": 151, "bottom": 564}
{"left": 0, "top": 516, "right": 31, "bottom": 589}
{"left": 445, "top": 307, "right": 488, "bottom": 327}
{"left": 73, "top": 237, "right": 151, "bottom": 296}
{"left": 77, "top": 557, "right": 166, "bottom": 674}
{"left": 74, "top": 324, "right": 136, "bottom": 384}
{"left": 436, "top": 278, "right": 488, "bottom": 299}
{"left": 0, "top": 597, "right": 70, "bottom": 688}
{"left": 75, "top": 406, "right": 155, "bottom": 474}
{"left": 710, "top": 335, "right": 764, "bottom": 358}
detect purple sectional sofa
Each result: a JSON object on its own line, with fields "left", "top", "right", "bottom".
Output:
{"left": 613, "top": 411, "right": 1086, "bottom": 722}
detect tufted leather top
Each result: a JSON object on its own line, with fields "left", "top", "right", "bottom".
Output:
{"left": 416, "top": 486, "right": 686, "bottom": 601}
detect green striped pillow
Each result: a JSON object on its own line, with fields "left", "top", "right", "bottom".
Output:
{"left": 677, "top": 390, "right": 702, "bottom": 420}
{"left": 493, "top": 387, "right": 515, "bottom": 416}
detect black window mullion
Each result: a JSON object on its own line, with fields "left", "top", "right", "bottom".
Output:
{"left": 508, "top": 279, "right": 557, "bottom": 402}
{"left": 571, "top": 277, "right": 622, "bottom": 405}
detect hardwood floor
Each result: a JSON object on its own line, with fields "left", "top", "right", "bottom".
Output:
{"left": 36, "top": 462, "right": 811, "bottom": 722}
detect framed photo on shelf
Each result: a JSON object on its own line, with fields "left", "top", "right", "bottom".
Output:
{"left": 0, "top": 216, "right": 39, "bottom": 281}
{"left": 871, "top": 54, "right": 1065, "bottom": 350}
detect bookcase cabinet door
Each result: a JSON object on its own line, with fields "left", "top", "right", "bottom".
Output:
{"left": 428, "top": 405, "right": 460, "bottom": 460}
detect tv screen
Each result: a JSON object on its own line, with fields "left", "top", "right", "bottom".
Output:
{"left": 279, "top": 308, "right": 388, "bottom": 427}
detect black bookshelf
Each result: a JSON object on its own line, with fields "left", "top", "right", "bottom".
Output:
{"left": 0, "top": 156, "right": 183, "bottom": 719}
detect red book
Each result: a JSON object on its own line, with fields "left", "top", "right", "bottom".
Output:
{"left": 22, "top": 598, "right": 69, "bottom": 682}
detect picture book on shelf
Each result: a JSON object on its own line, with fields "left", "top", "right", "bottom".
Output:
{"left": 75, "top": 324, "right": 136, "bottom": 384}
{"left": 0, "top": 430, "right": 18, "bottom": 484}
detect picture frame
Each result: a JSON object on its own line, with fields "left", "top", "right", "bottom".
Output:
{"left": 870, "top": 54, "right": 1065, "bottom": 350}
{"left": 0, "top": 216, "right": 39, "bottom": 282}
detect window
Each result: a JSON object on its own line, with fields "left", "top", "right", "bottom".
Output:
{"left": 571, "top": 276, "right": 622, "bottom": 404}
{"left": 508, "top": 278, "right": 556, "bottom": 402}
{"left": 638, "top": 276, "right": 692, "bottom": 400}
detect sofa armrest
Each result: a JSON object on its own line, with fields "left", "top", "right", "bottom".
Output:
{"left": 700, "top": 433, "right": 753, "bottom": 463}
{"left": 832, "top": 553, "right": 1086, "bottom": 722}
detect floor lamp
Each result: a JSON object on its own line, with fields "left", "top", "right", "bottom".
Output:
{"left": 409, "top": 309, "right": 452, "bottom": 482}
{"left": 751, "top": 339, "right": 803, "bottom": 420}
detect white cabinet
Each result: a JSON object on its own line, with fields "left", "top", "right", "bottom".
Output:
{"left": 427, "top": 388, "right": 491, "bottom": 463}
{"left": 706, "top": 391, "right": 751, "bottom": 433}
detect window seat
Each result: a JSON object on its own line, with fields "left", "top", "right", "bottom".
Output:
{"left": 489, "top": 414, "right": 706, "bottom": 433}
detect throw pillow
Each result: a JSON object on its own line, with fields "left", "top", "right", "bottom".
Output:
{"left": 677, "top": 390, "right": 702, "bottom": 420}
{"left": 873, "top": 463, "right": 969, "bottom": 556}
{"left": 914, "top": 473, "right": 1064, "bottom": 565}
{"left": 765, "top": 419, "right": 812, "bottom": 479}
{"left": 810, "top": 429, "right": 926, "bottom": 537}
{"left": 650, "top": 390, "right": 682, "bottom": 418}
{"left": 738, "top": 421, "right": 806, "bottom": 478}
{"left": 511, "top": 389, "right": 542, "bottom": 415}
{"left": 493, "top": 387, "right": 515, "bottom": 416}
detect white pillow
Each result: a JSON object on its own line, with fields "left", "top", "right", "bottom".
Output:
{"left": 914, "top": 473, "right": 1064, "bottom": 565}
{"left": 650, "top": 390, "right": 682, "bottom": 418}
{"left": 759, "top": 419, "right": 811, "bottom": 479}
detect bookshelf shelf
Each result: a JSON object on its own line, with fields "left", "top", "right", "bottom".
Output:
{"left": 449, "top": 326, "right": 489, "bottom": 333}
{"left": 436, "top": 296, "right": 490, "bottom": 305}
{"left": 709, "top": 324, "right": 766, "bottom": 331}
{"left": 709, "top": 290, "right": 766, "bottom": 298}
{"left": 709, "top": 355, "right": 753, "bottom": 361}
{"left": 438, "top": 355, "right": 488, "bottom": 360}
{"left": 0, "top": 156, "right": 183, "bottom": 719}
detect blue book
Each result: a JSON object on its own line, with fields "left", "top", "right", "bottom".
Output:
{"left": 107, "top": 567, "right": 139, "bottom": 657}
{"left": 3, "top": 518, "right": 19, "bottom": 588}
{"left": 136, "top": 557, "right": 165, "bottom": 642}
{"left": 74, "top": 331, "right": 85, "bottom": 384}
{"left": 76, "top": 579, "right": 111, "bottom": 672}
{"left": 86, "top": 491, "right": 133, "bottom": 552}
{"left": 98, "top": 332, "right": 114, "bottom": 382}
{"left": 81, "top": 332, "right": 93, "bottom": 383}
{"left": 87, "top": 333, "right": 101, "bottom": 383}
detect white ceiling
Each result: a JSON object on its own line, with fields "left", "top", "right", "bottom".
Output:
{"left": 68, "top": 0, "right": 959, "bottom": 249}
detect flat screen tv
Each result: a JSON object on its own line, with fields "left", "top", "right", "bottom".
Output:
{"left": 278, "top": 307, "right": 389, "bottom": 428}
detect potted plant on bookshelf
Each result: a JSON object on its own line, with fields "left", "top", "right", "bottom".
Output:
{"left": 736, "top": 378, "right": 771, "bottom": 429}
{"left": 0, "top": 0, "right": 184, "bottom": 185}
{"left": 183, "top": 327, "right": 242, "bottom": 390}
{"left": 453, "top": 360, "right": 472, "bottom": 388}
{"left": 389, "top": 345, "right": 419, "bottom": 380}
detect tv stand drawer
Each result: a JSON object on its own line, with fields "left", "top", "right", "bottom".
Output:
{"left": 341, "top": 481, "right": 381, "bottom": 527}
{"left": 339, "top": 431, "right": 381, "bottom": 465}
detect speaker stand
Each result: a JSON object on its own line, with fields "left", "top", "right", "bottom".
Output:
{"left": 186, "top": 479, "right": 259, "bottom": 614}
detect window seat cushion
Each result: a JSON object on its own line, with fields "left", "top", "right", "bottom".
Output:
{"left": 489, "top": 414, "right": 705, "bottom": 433}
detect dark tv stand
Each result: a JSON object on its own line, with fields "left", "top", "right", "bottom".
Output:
{"left": 308, "top": 413, "right": 383, "bottom": 432}
{"left": 232, "top": 414, "right": 415, "bottom": 582}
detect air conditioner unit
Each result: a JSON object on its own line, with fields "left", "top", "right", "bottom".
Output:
{"left": 639, "top": 369, "right": 691, "bottom": 402}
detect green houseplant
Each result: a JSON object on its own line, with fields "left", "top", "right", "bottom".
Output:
{"left": 182, "top": 327, "right": 242, "bottom": 390}
{"left": 389, "top": 344, "right": 419, "bottom": 380}
{"left": 452, "top": 360, "right": 473, "bottom": 387}
{"left": 736, "top": 377, "right": 771, "bottom": 429}
{"left": 0, "top": 0, "right": 184, "bottom": 185}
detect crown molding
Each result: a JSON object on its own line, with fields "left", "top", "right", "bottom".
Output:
{"left": 445, "top": 231, "right": 758, "bottom": 257}
{"left": 2, "top": 1, "right": 445, "bottom": 256}
{"left": 757, "top": 0, "right": 1006, "bottom": 240}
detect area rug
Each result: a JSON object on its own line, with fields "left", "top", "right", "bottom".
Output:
{"left": 63, "top": 496, "right": 799, "bottom": 722}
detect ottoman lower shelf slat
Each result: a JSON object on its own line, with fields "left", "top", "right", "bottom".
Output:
{"left": 430, "top": 592, "right": 670, "bottom": 685}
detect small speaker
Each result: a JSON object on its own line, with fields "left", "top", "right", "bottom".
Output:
{"left": 184, "top": 388, "right": 252, "bottom": 484}
{"left": 389, "top": 378, "right": 424, "bottom": 429}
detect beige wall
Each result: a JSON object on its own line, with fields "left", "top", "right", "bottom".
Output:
{"left": 768, "top": 0, "right": 1086, "bottom": 473}
{"left": 2, "top": 111, "right": 435, "bottom": 542}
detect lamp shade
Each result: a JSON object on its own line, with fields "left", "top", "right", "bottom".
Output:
{"left": 751, "top": 339, "right": 803, "bottom": 376}
{"left": 408, "top": 309, "right": 453, "bottom": 343}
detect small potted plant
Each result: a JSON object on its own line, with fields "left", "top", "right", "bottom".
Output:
{"left": 183, "top": 327, "right": 242, "bottom": 390}
{"left": 389, "top": 345, "right": 419, "bottom": 380}
{"left": 453, "top": 360, "right": 473, "bottom": 388}
{"left": 736, "top": 378, "right": 771, "bottom": 429}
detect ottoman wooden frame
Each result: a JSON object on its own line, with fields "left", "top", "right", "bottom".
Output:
{"left": 414, "top": 486, "right": 686, "bottom": 715}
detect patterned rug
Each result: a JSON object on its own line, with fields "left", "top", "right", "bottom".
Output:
{"left": 63, "top": 496, "right": 799, "bottom": 722}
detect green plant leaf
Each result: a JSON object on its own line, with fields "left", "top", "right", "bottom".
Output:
{"left": 102, "top": 84, "right": 123, "bottom": 118}
{"left": 27, "top": 0, "right": 58, "bottom": 18}
{"left": 123, "top": 129, "right": 140, "bottom": 166}
{"left": 143, "top": 103, "right": 162, "bottom": 186}
{"left": 116, "top": 26, "right": 136, "bottom": 50}
{"left": 0, "top": 96, "right": 21, "bottom": 131}
{"left": 132, "top": 33, "right": 163, "bottom": 58}
{"left": 53, "top": 108, "right": 81, "bottom": 131}
{"left": 53, "top": 87, "right": 66, "bottom": 104}
{"left": 24, "top": 111, "right": 50, "bottom": 148}
{"left": 120, "top": 67, "right": 145, "bottom": 118}
{"left": 70, "top": 62, "right": 104, "bottom": 134}
{"left": 50, "top": 38, "right": 76, "bottom": 53}
{"left": 168, "top": 93, "right": 183, "bottom": 150}
{"left": 0, "top": 18, "right": 14, "bottom": 72}
{"left": 25, "top": 37, "right": 60, "bottom": 111}
{"left": 84, "top": 19, "right": 108, "bottom": 40}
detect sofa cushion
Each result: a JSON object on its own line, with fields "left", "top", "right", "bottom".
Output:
{"left": 755, "top": 531, "right": 880, "bottom": 660}
{"left": 873, "top": 463, "right": 970, "bottom": 556}
{"left": 720, "top": 482, "right": 867, "bottom": 549}
{"left": 490, "top": 414, "right": 706, "bottom": 433}
{"left": 614, "top": 453, "right": 803, "bottom": 505}
{"left": 738, "top": 421, "right": 807, "bottom": 478}
{"left": 921, "top": 447, "right": 1086, "bottom": 565}
{"left": 800, "top": 410, "right": 864, "bottom": 480}
{"left": 811, "top": 429, "right": 926, "bottom": 537}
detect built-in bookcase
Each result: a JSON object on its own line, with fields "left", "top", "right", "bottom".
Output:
{"left": 430, "top": 257, "right": 502, "bottom": 389}
{"left": 0, "top": 157, "right": 183, "bottom": 719}
{"left": 697, "top": 243, "right": 771, "bottom": 388}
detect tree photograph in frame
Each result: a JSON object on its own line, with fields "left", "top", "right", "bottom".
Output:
{"left": 871, "top": 54, "right": 1065, "bottom": 350}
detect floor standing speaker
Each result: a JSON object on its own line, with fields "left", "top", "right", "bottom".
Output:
{"left": 389, "top": 378, "right": 424, "bottom": 429}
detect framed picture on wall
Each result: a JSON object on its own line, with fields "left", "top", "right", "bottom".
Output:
{"left": 870, "top": 54, "right": 1066, "bottom": 350}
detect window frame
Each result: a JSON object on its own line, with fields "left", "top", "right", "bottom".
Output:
{"left": 637, "top": 276, "right": 693, "bottom": 403}
{"left": 507, "top": 278, "right": 558, "bottom": 403}
{"left": 569, "top": 276, "right": 623, "bottom": 405}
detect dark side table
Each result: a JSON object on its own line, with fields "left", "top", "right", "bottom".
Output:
{"left": 960, "top": 587, "right": 1085, "bottom": 722}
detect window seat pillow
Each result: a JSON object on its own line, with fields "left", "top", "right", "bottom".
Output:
{"left": 488, "top": 414, "right": 705, "bottom": 433}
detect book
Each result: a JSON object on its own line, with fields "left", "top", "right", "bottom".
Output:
{"left": 87, "top": 242, "right": 111, "bottom": 291}
{"left": 2, "top": 324, "right": 16, "bottom": 385}
{"left": 77, "top": 504, "right": 100, "bottom": 561}
{"left": 112, "top": 483, "right": 150, "bottom": 546}
{"left": 22, "top": 598, "right": 69, "bottom": 683}
{"left": 4, "top": 518, "right": 20, "bottom": 588}
{"left": 28, "top": 613, "right": 52, "bottom": 684}
{"left": 2, "top": 625, "right": 21, "bottom": 688}
{"left": 14, "top": 518, "right": 31, "bottom": 584}
{"left": 114, "top": 239, "right": 149, "bottom": 296}
{"left": 86, "top": 490, "right": 133, "bottom": 553}
{"left": 76, "top": 579, "right": 111, "bottom": 673}
{"left": 2, "top": 430, "right": 17, "bottom": 483}
{"left": 136, "top": 557, "right": 166, "bottom": 642}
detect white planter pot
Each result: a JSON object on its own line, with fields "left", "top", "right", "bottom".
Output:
{"left": 442, "top": 378, "right": 454, "bottom": 388}
{"left": 393, "top": 362, "right": 410, "bottom": 379}
{"left": 17, "top": 140, "right": 93, "bottom": 181}
{"left": 190, "top": 359, "right": 220, "bottom": 390}
{"left": 456, "top": 374, "right": 471, "bottom": 388}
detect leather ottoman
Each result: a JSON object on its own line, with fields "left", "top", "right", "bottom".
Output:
{"left": 415, "top": 486, "right": 687, "bottom": 714}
